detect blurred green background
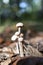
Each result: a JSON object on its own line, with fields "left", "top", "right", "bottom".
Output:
{"left": 0, "top": 0, "right": 43, "bottom": 33}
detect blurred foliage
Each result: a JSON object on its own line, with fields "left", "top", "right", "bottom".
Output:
{"left": 0, "top": 0, "right": 43, "bottom": 32}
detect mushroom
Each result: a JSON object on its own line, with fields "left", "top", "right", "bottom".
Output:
{"left": 16, "top": 22, "right": 24, "bottom": 57}
{"left": 11, "top": 22, "right": 24, "bottom": 57}
{"left": 16, "top": 22, "right": 24, "bottom": 34}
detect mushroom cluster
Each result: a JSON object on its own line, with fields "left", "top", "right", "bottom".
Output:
{"left": 11, "top": 22, "right": 24, "bottom": 57}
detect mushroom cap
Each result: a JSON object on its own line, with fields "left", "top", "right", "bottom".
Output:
{"left": 18, "top": 37, "right": 23, "bottom": 42}
{"left": 16, "top": 22, "right": 24, "bottom": 28}
{"left": 15, "top": 32, "right": 20, "bottom": 36}
{"left": 11, "top": 35, "right": 18, "bottom": 41}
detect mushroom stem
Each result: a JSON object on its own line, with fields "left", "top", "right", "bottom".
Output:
{"left": 18, "top": 27, "right": 21, "bottom": 34}
{"left": 19, "top": 41, "right": 24, "bottom": 57}
{"left": 16, "top": 43, "right": 19, "bottom": 54}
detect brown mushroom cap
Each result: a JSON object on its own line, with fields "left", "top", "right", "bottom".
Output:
{"left": 16, "top": 22, "right": 24, "bottom": 28}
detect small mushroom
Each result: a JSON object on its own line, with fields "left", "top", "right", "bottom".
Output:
{"left": 16, "top": 22, "right": 24, "bottom": 33}
{"left": 11, "top": 22, "right": 24, "bottom": 57}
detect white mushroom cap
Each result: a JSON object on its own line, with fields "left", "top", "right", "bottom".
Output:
{"left": 16, "top": 22, "right": 24, "bottom": 28}
{"left": 11, "top": 35, "right": 18, "bottom": 41}
{"left": 15, "top": 32, "right": 20, "bottom": 36}
{"left": 18, "top": 37, "right": 23, "bottom": 42}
